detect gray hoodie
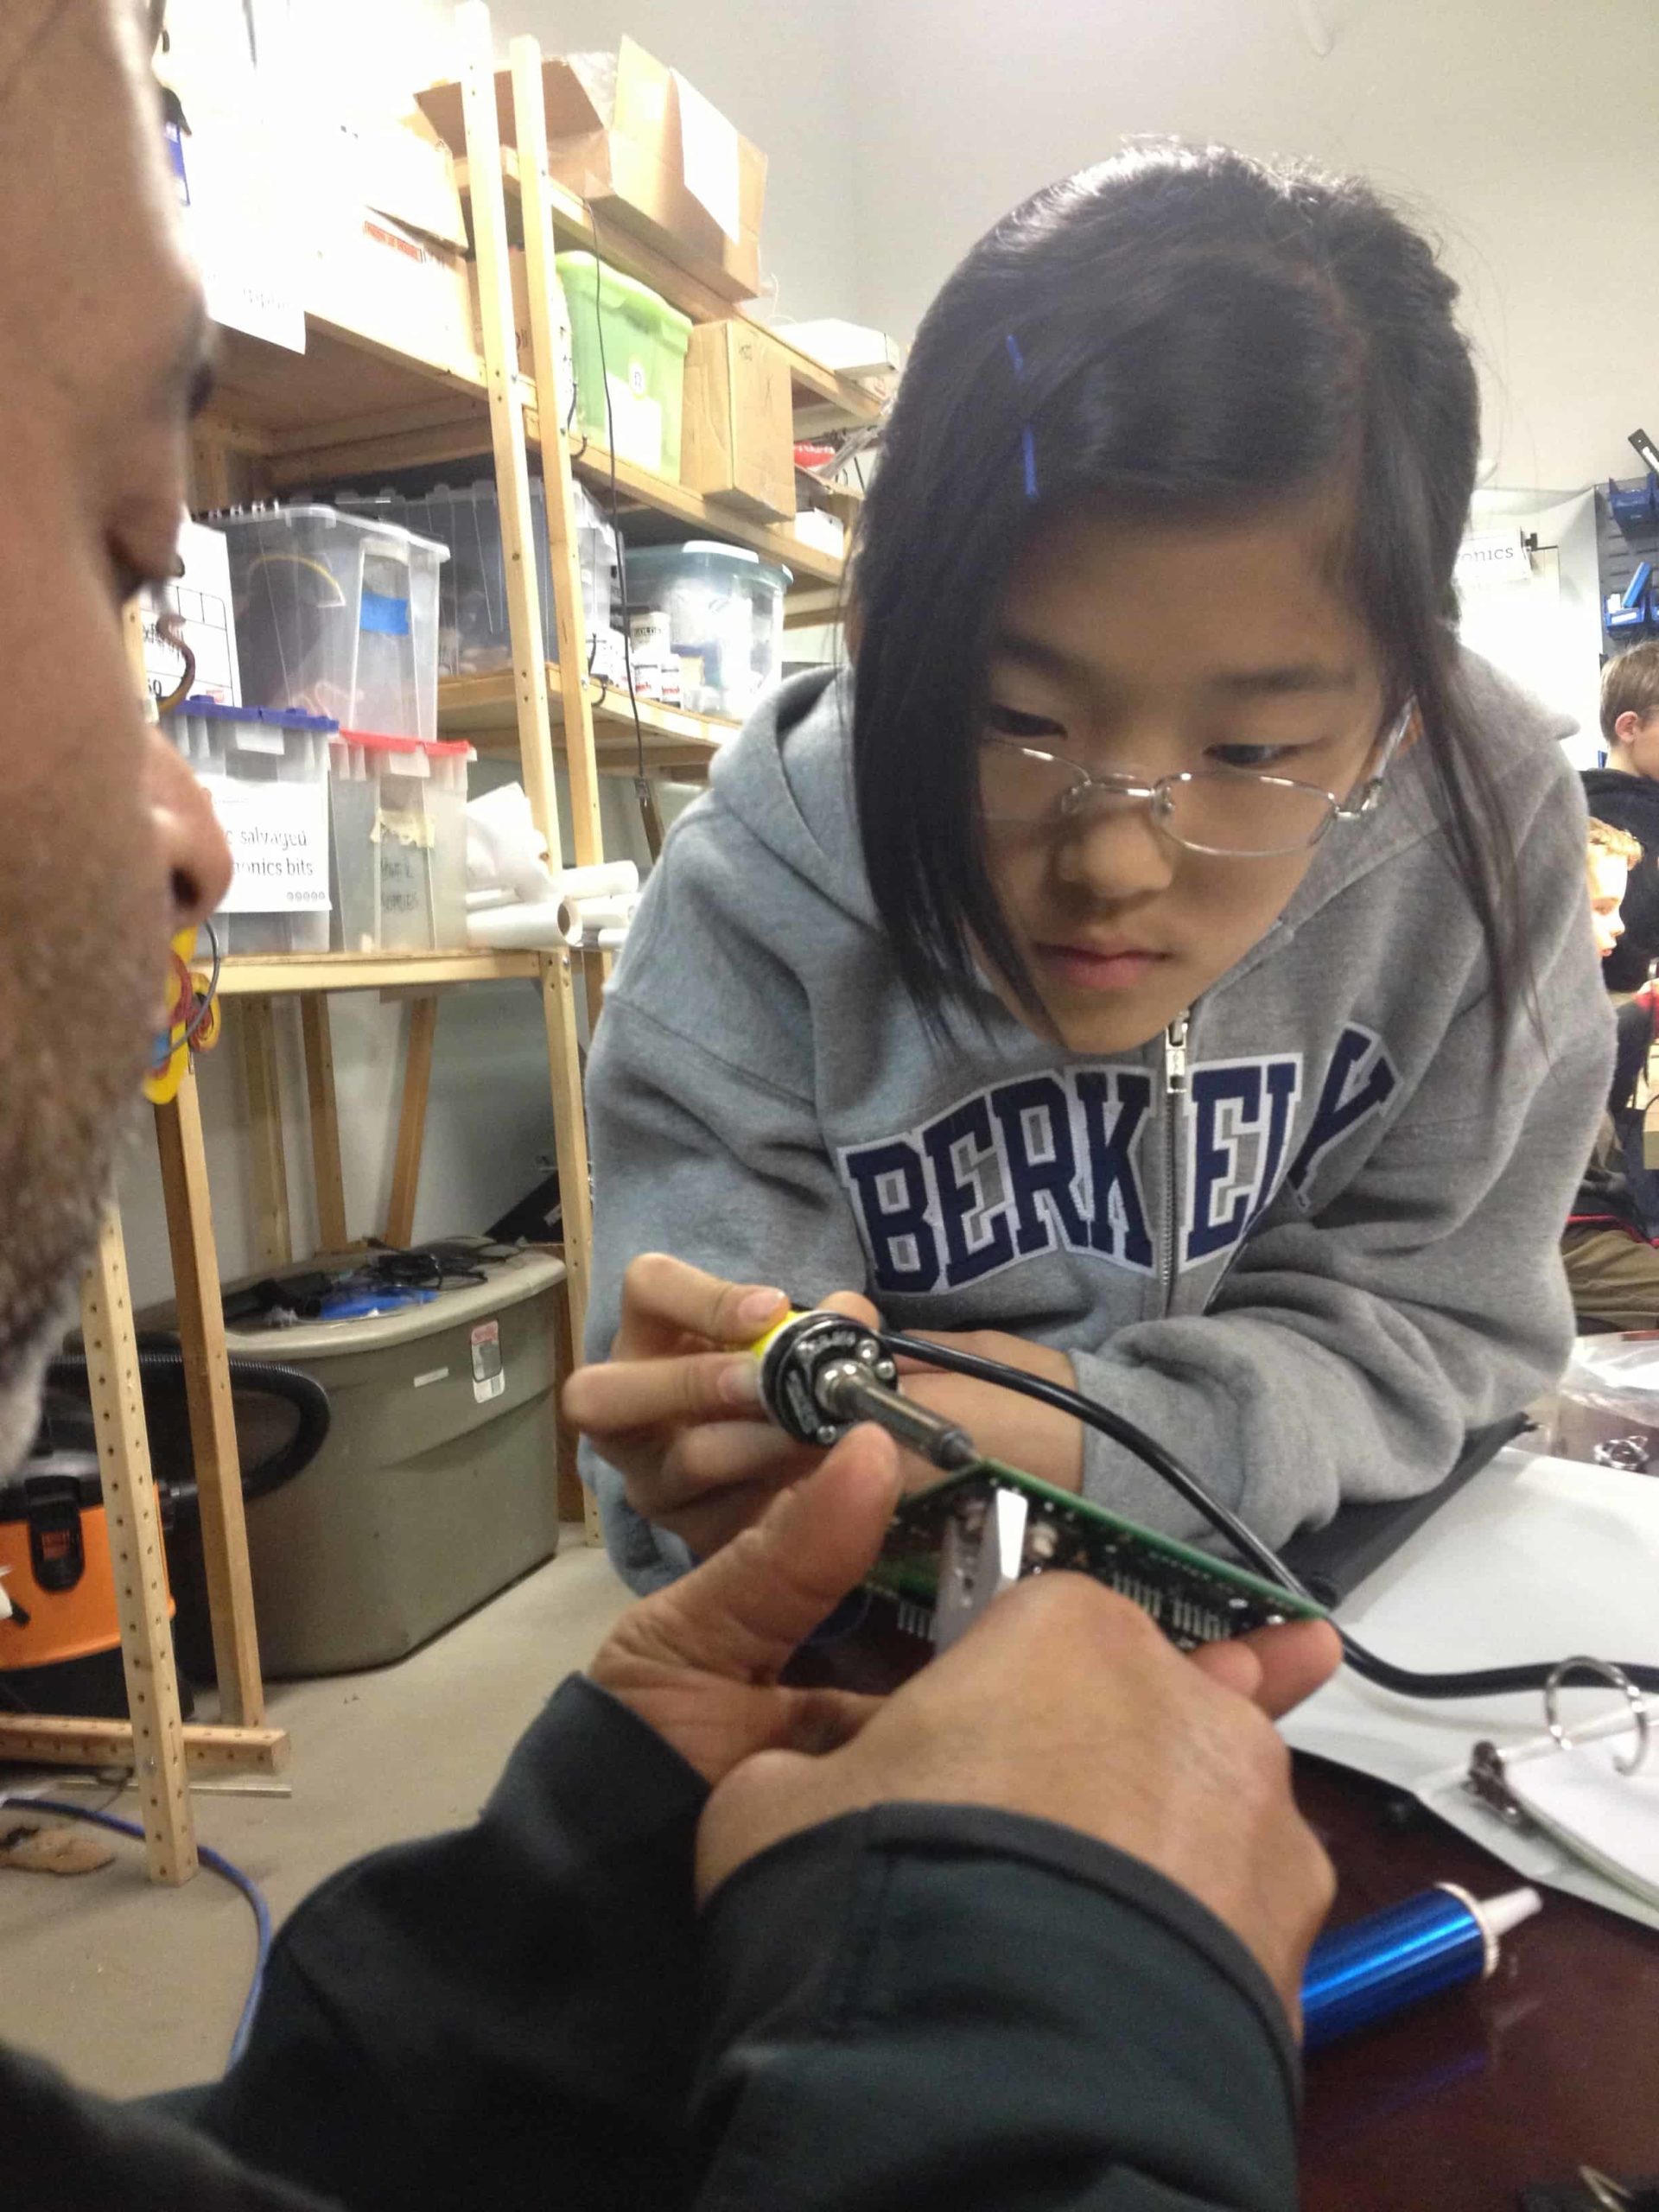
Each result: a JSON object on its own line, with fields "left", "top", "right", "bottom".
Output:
{"left": 584, "top": 653, "right": 1612, "bottom": 1592}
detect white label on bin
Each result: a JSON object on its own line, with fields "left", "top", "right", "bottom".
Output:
{"left": 605, "top": 372, "right": 663, "bottom": 475}
{"left": 199, "top": 773, "right": 332, "bottom": 915}
{"left": 471, "top": 1320, "right": 505, "bottom": 1404}
{"left": 412, "top": 1366, "right": 449, "bottom": 1389}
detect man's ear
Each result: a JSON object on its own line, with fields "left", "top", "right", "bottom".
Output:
{"left": 1616, "top": 709, "right": 1644, "bottom": 744}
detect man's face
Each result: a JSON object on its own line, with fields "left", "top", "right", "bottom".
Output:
{"left": 1589, "top": 849, "right": 1630, "bottom": 960}
{"left": 0, "top": 2, "right": 229, "bottom": 1468}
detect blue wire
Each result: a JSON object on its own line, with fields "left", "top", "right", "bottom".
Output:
{"left": 6, "top": 1794, "right": 273, "bottom": 2065}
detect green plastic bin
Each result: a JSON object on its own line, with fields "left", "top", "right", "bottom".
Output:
{"left": 556, "top": 250, "right": 692, "bottom": 480}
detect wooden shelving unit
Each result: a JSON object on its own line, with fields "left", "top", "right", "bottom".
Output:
{"left": 215, "top": 948, "right": 543, "bottom": 996}
{"left": 28, "top": 0, "right": 861, "bottom": 1878}
{"left": 439, "top": 664, "right": 735, "bottom": 773}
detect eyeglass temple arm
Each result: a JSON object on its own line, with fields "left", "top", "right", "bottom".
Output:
{"left": 1338, "top": 702, "right": 1415, "bottom": 818}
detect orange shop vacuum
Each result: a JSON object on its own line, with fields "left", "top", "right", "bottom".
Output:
{"left": 0, "top": 1348, "right": 329, "bottom": 1717}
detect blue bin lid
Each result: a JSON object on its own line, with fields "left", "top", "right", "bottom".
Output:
{"left": 177, "top": 696, "right": 339, "bottom": 733}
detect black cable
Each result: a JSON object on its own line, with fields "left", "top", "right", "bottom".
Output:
{"left": 582, "top": 201, "right": 647, "bottom": 789}
{"left": 181, "top": 915, "right": 220, "bottom": 1047}
{"left": 880, "top": 1330, "right": 1659, "bottom": 1703}
{"left": 43, "top": 1351, "right": 329, "bottom": 1509}
{"left": 879, "top": 1332, "right": 1303, "bottom": 1592}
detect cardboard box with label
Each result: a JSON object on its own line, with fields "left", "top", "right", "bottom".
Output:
{"left": 304, "top": 111, "right": 479, "bottom": 377}
{"left": 420, "top": 39, "right": 766, "bottom": 305}
{"left": 681, "top": 322, "right": 795, "bottom": 519}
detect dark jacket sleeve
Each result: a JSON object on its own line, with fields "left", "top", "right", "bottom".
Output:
{"left": 0, "top": 2043, "right": 340, "bottom": 2212}
{"left": 199, "top": 1675, "right": 711, "bottom": 2212}
{"left": 692, "top": 1803, "right": 1301, "bottom": 2212}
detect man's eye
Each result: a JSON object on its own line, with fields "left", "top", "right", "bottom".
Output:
{"left": 987, "top": 703, "right": 1065, "bottom": 741}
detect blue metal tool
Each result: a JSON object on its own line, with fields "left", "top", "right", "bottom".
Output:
{"left": 1301, "top": 1882, "right": 1541, "bottom": 2052}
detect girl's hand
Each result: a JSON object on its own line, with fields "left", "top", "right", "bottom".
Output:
{"left": 563, "top": 1254, "right": 883, "bottom": 1556}
{"left": 894, "top": 1328, "right": 1085, "bottom": 1493}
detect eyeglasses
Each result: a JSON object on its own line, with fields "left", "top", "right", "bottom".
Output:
{"left": 978, "top": 705, "right": 1414, "bottom": 859}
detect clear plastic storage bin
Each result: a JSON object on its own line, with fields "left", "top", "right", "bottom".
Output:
{"left": 623, "top": 540, "right": 792, "bottom": 720}
{"left": 340, "top": 480, "right": 615, "bottom": 679}
{"left": 556, "top": 251, "right": 692, "bottom": 479}
{"left": 328, "top": 730, "right": 473, "bottom": 952}
{"left": 213, "top": 505, "right": 447, "bottom": 741}
{"left": 165, "top": 697, "right": 337, "bottom": 954}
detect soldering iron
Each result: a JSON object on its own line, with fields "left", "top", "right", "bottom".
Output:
{"left": 751, "top": 1306, "right": 1659, "bottom": 1704}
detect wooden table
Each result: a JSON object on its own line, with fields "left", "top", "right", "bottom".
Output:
{"left": 1298, "top": 1754, "right": 1659, "bottom": 2209}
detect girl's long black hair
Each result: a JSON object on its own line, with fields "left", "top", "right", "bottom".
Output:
{"left": 851, "top": 143, "right": 1522, "bottom": 1033}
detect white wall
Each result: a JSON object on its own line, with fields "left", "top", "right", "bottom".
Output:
{"left": 844, "top": 0, "right": 1658, "bottom": 493}
{"left": 1460, "top": 489, "right": 1605, "bottom": 766}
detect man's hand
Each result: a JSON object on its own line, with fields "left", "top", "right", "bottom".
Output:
{"left": 563, "top": 1254, "right": 883, "bottom": 1555}
{"left": 697, "top": 1575, "right": 1342, "bottom": 2026}
{"left": 587, "top": 1422, "right": 901, "bottom": 1784}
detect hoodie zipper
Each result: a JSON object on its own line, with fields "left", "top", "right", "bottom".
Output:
{"left": 1159, "top": 1010, "right": 1190, "bottom": 1317}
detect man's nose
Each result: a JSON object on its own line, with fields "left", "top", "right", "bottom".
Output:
{"left": 146, "top": 727, "right": 232, "bottom": 928}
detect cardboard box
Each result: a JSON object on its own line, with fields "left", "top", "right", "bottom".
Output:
{"left": 307, "top": 202, "right": 478, "bottom": 377}
{"left": 681, "top": 321, "right": 795, "bottom": 519}
{"left": 420, "top": 39, "right": 766, "bottom": 304}
{"left": 334, "top": 110, "right": 469, "bottom": 252}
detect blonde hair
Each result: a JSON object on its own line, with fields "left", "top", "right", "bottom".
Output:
{"left": 1588, "top": 817, "right": 1643, "bottom": 869}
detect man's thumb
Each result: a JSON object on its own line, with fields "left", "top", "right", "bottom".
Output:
{"left": 649, "top": 1426, "right": 902, "bottom": 1682}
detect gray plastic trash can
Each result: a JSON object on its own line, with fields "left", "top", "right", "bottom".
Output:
{"left": 144, "top": 1246, "right": 566, "bottom": 1675}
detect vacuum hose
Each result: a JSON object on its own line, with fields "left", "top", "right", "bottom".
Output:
{"left": 44, "top": 1350, "right": 331, "bottom": 1507}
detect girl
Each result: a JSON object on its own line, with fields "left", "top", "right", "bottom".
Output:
{"left": 568, "top": 143, "right": 1611, "bottom": 1592}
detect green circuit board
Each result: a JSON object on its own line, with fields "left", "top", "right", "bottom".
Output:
{"left": 865, "top": 1457, "right": 1327, "bottom": 1653}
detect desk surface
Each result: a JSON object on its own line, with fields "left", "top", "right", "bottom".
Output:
{"left": 1298, "top": 1753, "right": 1659, "bottom": 2209}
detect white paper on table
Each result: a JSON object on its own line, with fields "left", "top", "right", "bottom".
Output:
{"left": 200, "top": 775, "right": 332, "bottom": 914}
{"left": 1502, "top": 1738, "right": 1659, "bottom": 1910}
{"left": 1279, "top": 1443, "right": 1659, "bottom": 1933}
{"left": 672, "top": 71, "right": 741, "bottom": 242}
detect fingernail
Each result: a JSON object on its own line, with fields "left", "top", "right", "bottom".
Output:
{"left": 735, "top": 1287, "right": 785, "bottom": 1329}
{"left": 718, "top": 1358, "right": 762, "bottom": 1406}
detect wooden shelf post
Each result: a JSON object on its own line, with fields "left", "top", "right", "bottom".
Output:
{"left": 300, "top": 997, "right": 351, "bottom": 1250}
{"left": 236, "top": 996, "right": 292, "bottom": 1269}
{"left": 459, "top": 3, "right": 598, "bottom": 1538}
{"left": 384, "top": 995, "right": 438, "bottom": 1247}
{"left": 78, "top": 1213, "right": 197, "bottom": 1884}
{"left": 154, "top": 1060, "right": 265, "bottom": 1728}
{"left": 510, "top": 35, "right": 613, "bottom": 1027}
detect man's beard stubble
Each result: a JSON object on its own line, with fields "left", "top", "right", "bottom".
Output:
{"left": 0, "top": 931, "right": 154, "bottom": 1479}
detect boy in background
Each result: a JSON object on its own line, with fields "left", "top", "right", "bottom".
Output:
{"left": 1563, "top": 819, "right": 1659, "bottom": 1325}
{"left": 1583, "top": 642, "right": 1659, "bottom": 991}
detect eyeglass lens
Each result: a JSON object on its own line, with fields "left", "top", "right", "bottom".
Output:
{"left": 980, "top": 747, "right": 1336, "bottom": 854}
